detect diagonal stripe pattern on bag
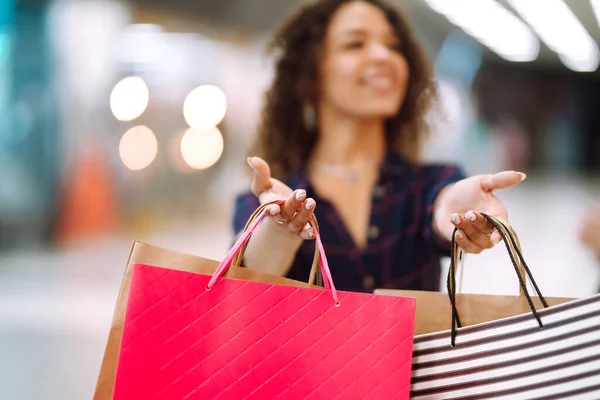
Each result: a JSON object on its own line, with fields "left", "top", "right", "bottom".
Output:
{"left": 112, "top": 201, "right": 417, "bottom": 399}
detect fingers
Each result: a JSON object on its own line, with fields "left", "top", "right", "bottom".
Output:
{"left": 453, "top": 229, "right": 484, "bottom": 254}
{"left": 289, "top": 198, "right": 316, "bottom": 239}
{"left": 248, "top": 157, "right": 273, "bottom": 197}
{"left": 489, "top": 230, "right": 503, "bottom": 246}
{"left": 481, "top": 171, "right": 526, "bottom": 192}
{"left": 465, "top": 211, "right": 494, "bottom": 233}
{"left": 246, "top": 156, "right": 316, "bottom": 239}
{"left": 267, "top": 189, "right": 316, "bottom": 240}
{"left": 451, "top": 211, "right": 501, "bottom": 254}
{"left": 280, "top": 189, "right": 307, "bottom": 222}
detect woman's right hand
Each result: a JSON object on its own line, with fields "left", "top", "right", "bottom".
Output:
{"left": 247, "top": 157, "right": 316, "bottom": 240}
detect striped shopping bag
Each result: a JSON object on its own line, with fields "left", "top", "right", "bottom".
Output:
{"left": 409, "top": 215, "right": 600, "bottom": 399}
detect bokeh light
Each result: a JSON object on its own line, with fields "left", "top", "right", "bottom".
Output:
{"left": 110, "top": 76, "right": 149, "bottom": 121}
{"left": 180, "top": 127, "right": 224, "bottom": 170}
{"left": 183, "top": 85, "right": 227, "bottom": 130}
{"left": 119, "top": 125, "right": 158, "bottom": 170}
{"left": 167, "top": 130, "right": 194, "bottom": 174}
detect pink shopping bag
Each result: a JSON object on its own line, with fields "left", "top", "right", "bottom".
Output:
{"left": 112, "top": 201, "right": 417, "bottom": 399}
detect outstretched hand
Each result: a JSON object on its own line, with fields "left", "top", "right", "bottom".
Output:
{"left": 247, "top": 157, "right": 316, "bottom": 240}
{"left": 435, "top": 171, "right": 526, "bottom": 254}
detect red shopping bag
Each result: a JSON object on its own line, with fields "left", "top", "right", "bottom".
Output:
{"left": 112, "top": 201, "right": 416, "bottom": 399}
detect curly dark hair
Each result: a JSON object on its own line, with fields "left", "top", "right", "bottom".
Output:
{"left": 252, "top": 0, "right": 437, "bottom": 180}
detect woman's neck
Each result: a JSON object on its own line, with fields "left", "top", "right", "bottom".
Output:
{"left": 309, "top": 108, "right": 386, "bottom": 167}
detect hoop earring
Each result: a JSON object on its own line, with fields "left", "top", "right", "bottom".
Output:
{"left": 303, "top": 103, "right": 316, "bottom": 131}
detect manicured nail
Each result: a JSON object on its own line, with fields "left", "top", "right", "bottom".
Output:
{"left": 456, "top": 231, "right": 464, "bottom": 240}
{"left": 305, "top": 198, "right": 315, "bottom": 210}
{"left": 491, "top": 232, "right": 502, "bottom": 244}
{"left": 518, "top": 172, "right": 526, "bottom": 181}
{"left": 295, "top": 190, "right": 306, "bottom": 201}
{"left": 465, "top": 211, "right": 476, "bottom": 222}
{"left": 302, "top": 229, "right": 314, "bottom": 239}
{"left": 451, "top": 214, "right": 461, "bottom": 225}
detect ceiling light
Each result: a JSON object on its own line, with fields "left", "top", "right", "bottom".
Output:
{"left": 425, "top": 0, "right": 539, "bottom": 62}
{"left": 508, "top": 0, "right": 599, "bottom": 72}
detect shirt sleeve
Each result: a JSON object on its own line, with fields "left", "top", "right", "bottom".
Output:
{"left": 421, "top": 164, "right": 467, "bottom": 257}
{"left": 232, "top": 191, "right": 261, "bottom": 238}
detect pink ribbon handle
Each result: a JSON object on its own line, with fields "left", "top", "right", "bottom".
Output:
{"left": 207, "top": 200, "right": 339, "bottom": 304}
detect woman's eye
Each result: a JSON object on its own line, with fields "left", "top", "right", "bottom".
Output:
{"left": 344, "top": 41, "right": 364, "bottom": 49}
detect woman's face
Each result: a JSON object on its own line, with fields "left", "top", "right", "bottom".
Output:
{"left": 317, "top": 1, "right": 409, "bottom": 120}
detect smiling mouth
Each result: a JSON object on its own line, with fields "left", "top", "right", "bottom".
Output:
{"left": 361, "top": 76, "right": 396, "bottom": 91}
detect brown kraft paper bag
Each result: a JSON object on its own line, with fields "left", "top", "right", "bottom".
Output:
{"left": 375, "top": 214, "right": 574, "bottom": 335}
{"left": 94, "top": 203, "right": 322, "bottom": 399}
{"left": 93, "top": 241, "right": 321, "bottom": 399}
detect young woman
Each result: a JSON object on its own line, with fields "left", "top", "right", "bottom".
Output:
{"left": 233, "top": 0, "right": 526, "bottom": 292}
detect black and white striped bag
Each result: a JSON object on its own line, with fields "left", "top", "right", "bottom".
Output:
{"left": 410, "top": 215, "right": 600, "bottom": 399}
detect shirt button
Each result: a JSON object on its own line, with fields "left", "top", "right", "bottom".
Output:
{"left": 373, "top": 185, "right": 386, "bottom": 198}
{"left": 363, "top": 275, "right": 375, "bottom": 291}
{"left": 368, "top": 225, "right": 380, "bottom": 240}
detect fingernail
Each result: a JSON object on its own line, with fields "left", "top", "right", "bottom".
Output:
{"left": 456, "top": 231, "right": 464, "bottom": 240}
{"left": 295, "top": 190, "right": 306, "bottom": 201}
{"left": 269, "top": 206, "right": 279, "bottom": 215}
{"left": 451, "top": 214, "right": 461, "bottom": 225}
{"left": 305, "top": 198, "right": 315, "bottom": 210}
{"left": 247, "top": 157, "right": 255, "bottom": 169}
{"left": 491, "top": 233, "right": 502, "bottom": 244}
{"left": 465, "top": 211, "right": 476, "bottom": 222}
{"left": 302, "top": 229, "right": 314, "bottom": 239}
{"left": 518, "top": 172, "right": 526, "bottom": 182}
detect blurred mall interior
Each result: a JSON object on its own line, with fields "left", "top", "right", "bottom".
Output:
{"left": 1, "top": 0, "right": 600, "bottom": 398}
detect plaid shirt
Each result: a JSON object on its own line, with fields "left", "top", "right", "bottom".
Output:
{"left": 233, "top": 151, "right": 466, "bottom": 293}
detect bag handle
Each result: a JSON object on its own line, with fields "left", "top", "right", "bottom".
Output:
{"left": 447, "top": 213, "right": 548, "bottom": 347}
{"left": 231, "top": 200, "right": 322, "bottom": 286}
{"left": 208, "top": 200, "right": 339, "bottom": 305}
{"left": 452, "top": 217, "right": 528, "bottom": 296}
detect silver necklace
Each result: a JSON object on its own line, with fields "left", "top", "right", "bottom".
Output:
{"left": 310, "top": 158, "right": 381, "bottom": 183}
{"left": 312, "top": 164, "right": 361, "bottom": 182}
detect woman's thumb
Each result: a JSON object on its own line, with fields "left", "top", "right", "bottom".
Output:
{"left": 481, "top": 171, "right": 526, "bottom": 192}
{"left": 248, "top": 157, "right": 273, "bottom": 196}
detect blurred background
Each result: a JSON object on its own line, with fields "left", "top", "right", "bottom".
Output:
{"left": 1, "top": 0, "right": 600, "bottom": 398}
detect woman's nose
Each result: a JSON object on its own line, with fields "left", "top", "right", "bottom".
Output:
{"left": 367, "top": 42, "right": 393, "bottom": 61}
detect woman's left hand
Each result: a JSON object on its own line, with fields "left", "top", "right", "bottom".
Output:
{"left": 434, "top": 171, "right": 526, "bottom": 254}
